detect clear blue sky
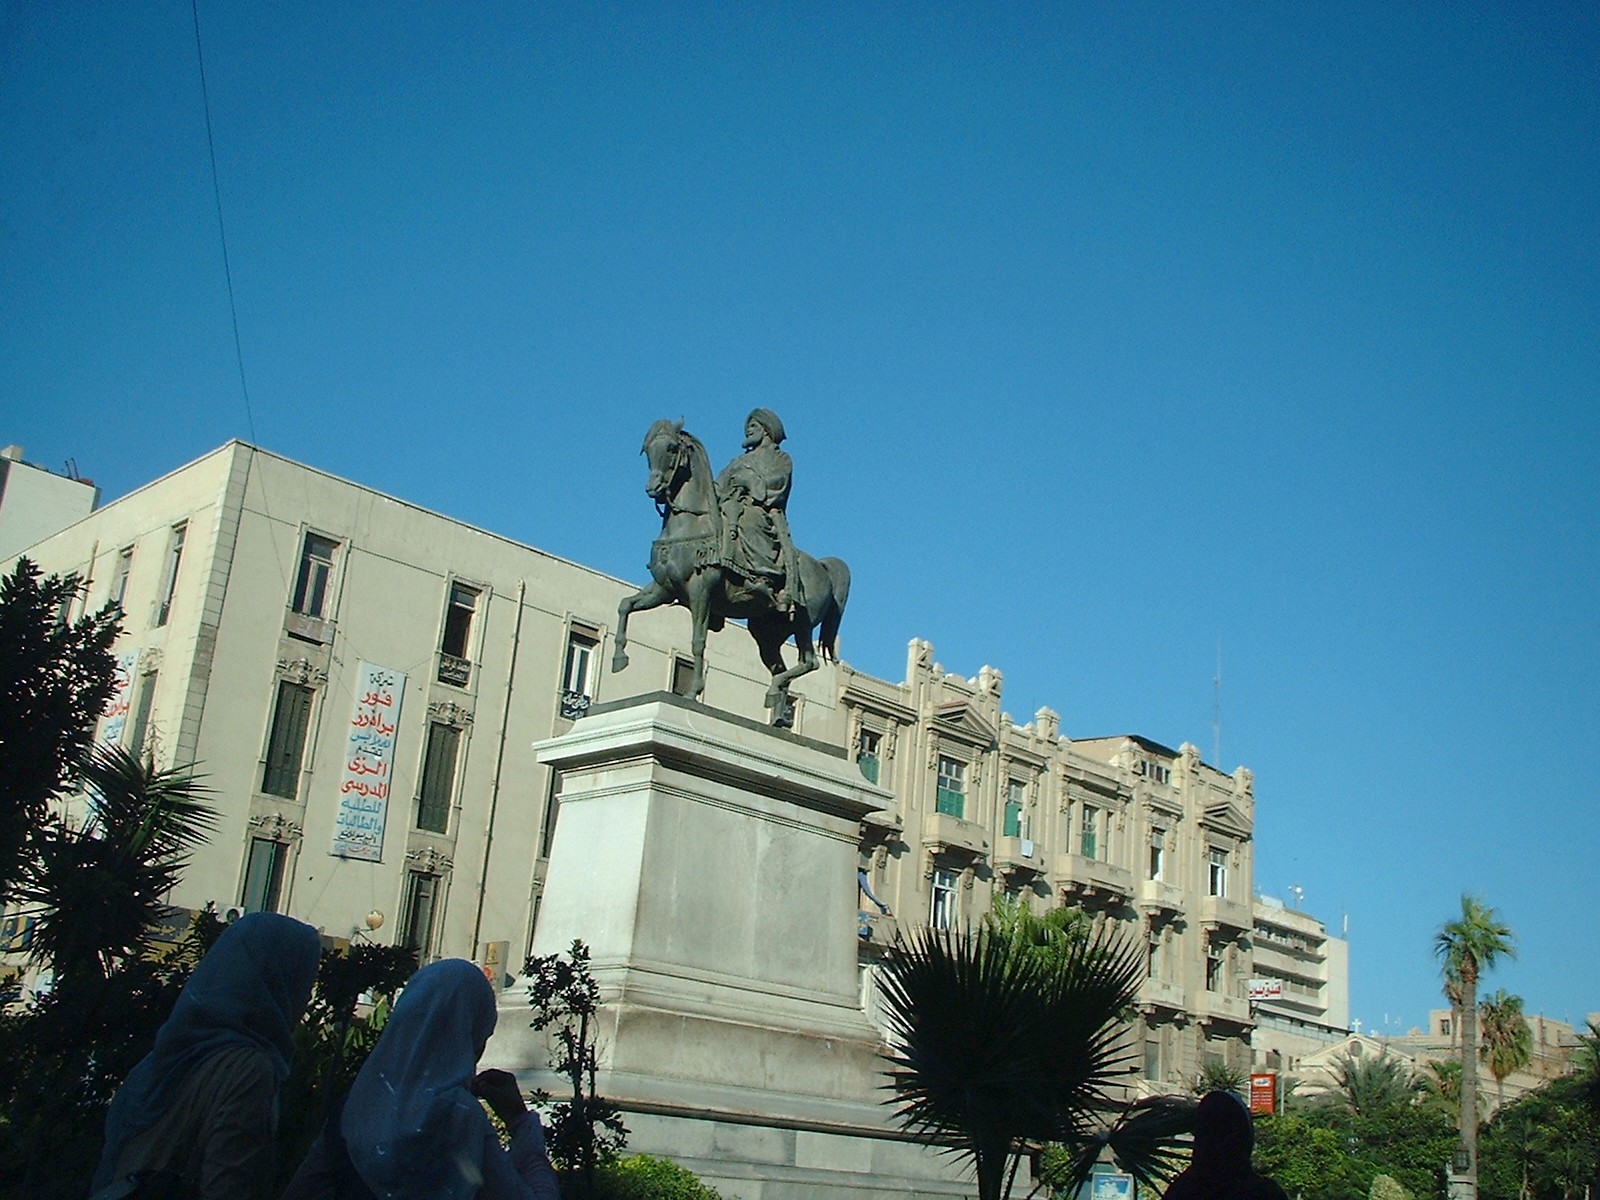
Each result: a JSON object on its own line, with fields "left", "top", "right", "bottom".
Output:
{"left": 3, "top": 3, "right": 1596, "bottom": 1035}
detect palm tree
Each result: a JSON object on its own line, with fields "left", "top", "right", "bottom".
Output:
{"left": 21, "top": 743, "right": 214, "bottom": 991}
{"left": 1435, "top": 894, "right": 1516, "bottom": 1195}
{"left": 1321, "top": 1049, "right": 1420, "bottom": 1116}
{"left": 877, "top": 919, "right": 1184, "bottom": 1200}
{"left": 1422, "top": 1058, "right": 1466, "bottom": 1126}
{"left": 1478, "top": 990, "right": 1532, "bottom": 1111}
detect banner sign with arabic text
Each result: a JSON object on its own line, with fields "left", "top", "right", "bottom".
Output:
{"left": 99, "top": 650, "right": 137, "bottom": 747}
{"left": 331, "top": 662, "right": 406, "bottom": 861}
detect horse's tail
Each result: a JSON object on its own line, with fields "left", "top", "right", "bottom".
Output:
{"left": 817, "top": 557, "right": 850, "bottom": 662}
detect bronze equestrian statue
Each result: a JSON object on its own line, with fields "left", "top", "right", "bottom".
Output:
{"left": 610, "top": 411, "right": 850, "bottom": 727}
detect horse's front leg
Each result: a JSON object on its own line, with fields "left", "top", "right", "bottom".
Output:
{"left": 685, "top": 571, "right": 717, "bottom": 700}
{"left": 613, "top": 580, "right": 673, "bottom": 672}
{"left": 766, "top": 616, "right": 819, "bottom": 725}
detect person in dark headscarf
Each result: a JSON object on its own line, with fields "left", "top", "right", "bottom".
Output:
{"left": 281, "top": 958, "right": 557, "bottom": 1200}
{"left": 93, "top": 912, "right": 322, "bottom": 1199}
{"left": 1162, "top": 1090, "right": 1289, "bottom": 1200}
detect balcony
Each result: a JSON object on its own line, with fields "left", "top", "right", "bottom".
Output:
{"left": 1196, "top": 990, "right": 1253, "bottom": 1027}
{"left": 1199, "top": 894, "right": 1252, "bottom": 935}
{"left": 857, "top": 910, "right": 898, "bottom": 950}
{"left": 994, "top": 835, "right": 1046, "bottom": 882}
{"left": 1138, "top": 878, "right": 1185, "bottom": 918}
{"left": 436, "top": 653, "right": 472, "bottom": 688}
{"left": 922, "top": 811, "right": 989, "bottom": 866}
{"left": 1051, "top": 855, "right": 1133, "bottom": 909}
{"left": 1137, "top": 977, "right": 1187, "bottom": 1013}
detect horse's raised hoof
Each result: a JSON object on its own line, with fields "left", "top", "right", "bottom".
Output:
{"left": 612, "top": 649, "right": 629, "bottom": 672}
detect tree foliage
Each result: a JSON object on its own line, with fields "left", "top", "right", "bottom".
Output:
{"left": 524, "top": 939, "right": 629, "bottom": 1199}
{"left": 1478, "top": 991, "right": 1532, "bottom": 1107}
{"left": 1479, "top": 1072, "right": 1600, "bottom": 1200}
{"left": 0, "top": 558, "right": 120, "bottom": 900}
{"left": 1255, "top": 1096, "right": 1456, "bottom": 1200}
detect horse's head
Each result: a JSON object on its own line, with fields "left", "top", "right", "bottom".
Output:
{"left": 641, "top": 418, "right": 686, "bottom": 502}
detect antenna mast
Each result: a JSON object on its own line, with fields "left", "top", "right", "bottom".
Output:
{"left": 1212, "top": 639, "right": 1222, "bottom": 767}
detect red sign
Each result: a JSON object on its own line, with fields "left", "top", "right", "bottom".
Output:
{"left": 1249, "top": 1072, "right": 1277, "bottom": 1116}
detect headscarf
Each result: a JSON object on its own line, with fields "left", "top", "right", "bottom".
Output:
{"left": 746, "top": 408, "right": 786, "bottom": 443}
{"left": 341, "top": 958, "right": 500, "bottom": 1200}
{"left": 1188, "top": 1089, "right": 1256, "bottom": 1183}
{"left": 94, "top": 913, "right": 321, "bottom": 1188}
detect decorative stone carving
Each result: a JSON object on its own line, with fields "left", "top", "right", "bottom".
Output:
{"left": 977, "top": 664, "right": 1003, "bottom": 698}
{"left": 428, "top": 699, "right": 475, "bottom": 728}
{"left": 277, "top": 657, "right": 328, "bottom": 687}
{"left": 138, "top": 646, "right": 164, "bottom": 672}
{"left": 406, "top": 845, "right": 454, "bottom": 875}
{"left": 250, "top": 812, "right": 303, "bottom": 843}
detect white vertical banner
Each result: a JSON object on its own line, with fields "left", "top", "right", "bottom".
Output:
{"left": 99, "top": 651, "right": 137, "bottom": 747}
{"left": 331, "top": 662, "right": 407, "bottom": 861}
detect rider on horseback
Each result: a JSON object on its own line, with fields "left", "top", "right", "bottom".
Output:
{"left": 716, "top": 408, "right": 805, "bottom": 616}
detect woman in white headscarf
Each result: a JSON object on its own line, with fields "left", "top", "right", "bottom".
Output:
{"left": 282, "top": 957, "right": 558, "bottom": 1200}
{"left": 92, "top": 912, "right": 323, "bottom": 1199}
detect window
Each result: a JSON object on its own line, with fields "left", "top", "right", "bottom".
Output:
{"left": 1003, "top": 779, "right": 1025, "bottom": 839}
{"left": 1208, "top": 847, "right": 1229, "bottom": 898}
{"left": 1144, "top": 1028, "right": 1163, "bottom": 1080}
{"left": 109, "top": 547, "right": 134, "bottom": 610}
{"left": 559, "top": 629, "right": 597, "bottom": 718}
{"left": 930, "top": 867, "right": 959, "bottom": 930}
{"left": 126, "top": 670, "right": 159, "bottom": 758}
{"left": 241, "top": 838, "right": 288, "bottom": 913}
{"left": 262, "top": 681, "right": 314, "bottom": 799}
{"left": 400, "top": 871, "right": 441, "bottom": 956}
{"left": 856, "top": 727, "right": 881, "bottom": 784}
{"left": 416, "top": 723, "right": 462, "bottom": 834}
{"left": 539, "top": 771, "right": 563, "bottom": 859}
{"left": 155, "top": 522, "right": 186, "bottom": 626}
{"left": 670, "top": 657, "right": 695, "bottom": 697}
{"left": 1147, "top": 929, "right": 1162, "bottom": 980}
{"left": 935, "top": 756, "right": 965, "bottom": 818}
{"left": 1137, "top": 758, "right": 1172, "bottom": 786}
{"left": 1080, "top": 804, "right": 1099, "bottom": 858}
{"left": 291, "top": 532, "right": 339, "bottom": 618}
{"left": 437, "top": 584, "right": 479, "bottom": 685}
{"left": 1206, "top": 943, "right": 1224, "bottom": 992}
{"left": 1148, "top": 828, "right": 1166, "bottom": 881}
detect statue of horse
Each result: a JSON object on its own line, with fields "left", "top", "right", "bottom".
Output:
{"left": 610, "top": 418, "right": 850, "bottom": 727}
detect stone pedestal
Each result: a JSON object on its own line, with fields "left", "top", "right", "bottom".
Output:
{"left": 487, "top": 694, "right": 969, "bottom": 1200}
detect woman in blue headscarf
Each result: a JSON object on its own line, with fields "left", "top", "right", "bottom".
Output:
{"left": 93, "top": 912, "right": 322, "bottom": 1199}
{"left": 282, "top": 958, "right": 558, "bottom": 1200}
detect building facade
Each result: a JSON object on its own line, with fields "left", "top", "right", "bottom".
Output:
{"left": 4, "top": 439, "right": 1335, "bottom": 1091}
{"left": 1249, "top": 895, "right": 1352, "bottom": 1071}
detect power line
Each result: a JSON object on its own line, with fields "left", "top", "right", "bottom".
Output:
{"left": 190, "top": 0, "right": 257, "bottom": 443}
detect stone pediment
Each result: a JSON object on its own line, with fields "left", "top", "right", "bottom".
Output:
{"left": 1200, "top": 800, "right": 1252, "bottom": 839}
{"left": 933, "top": 699, "right": 998, "bottom": 746}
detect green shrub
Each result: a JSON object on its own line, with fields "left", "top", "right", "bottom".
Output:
{"left": 592, "top": 1154, "right": 723, "bottom": 1200}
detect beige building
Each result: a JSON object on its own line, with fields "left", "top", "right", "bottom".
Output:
{"left": 5, "top": 439, "right": 1324, "bottom": 1093}
{"left": 0, "top": 444, "right": 99, "bottom": 562}
{"left": 1250, "top": 894, "right": 1352, "bottom": 1072}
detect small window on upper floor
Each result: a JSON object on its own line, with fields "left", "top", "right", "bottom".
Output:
{"left": 1149, "top": 828, "right": 1166, "bottom": 881}
{"left": 1208, "top": 846, "right": 1229, "bottom": 897}
{"left": 415, "top": 722, "right": 462, "bottom": 834}
{"left": 1080, "top": 803, "right": 1100, "bottom": 859}
{"left": 559, "top": 628, "right": 598, "bottom": 719}
{"left": 291, "top": 532, "right": 339, "bottom": 619}
{"left": 109, "top": 547, "right": 134, "bottom": 611}
{"left": 155, "top": 522, "right": 186, "bottom": 627}
{"left": 438, "top": 583, "right": 479, "bottom": 686}
{"left": 930, "top": 867, "right": 960, "bottom": 931}
{"left": 670, "top": 656, "right": 696, "bottom": 697}
{"left": 935, "top": 755, "right": 966, "bottom": 818}
{"left": 241, "top": 837, "right": 288, "bottom": 914}
{"left": 856, "top": 727, "right": 881, "bottom": 784}
{"left": 1003, "top": 778, "right": 1025, "bottom": 839}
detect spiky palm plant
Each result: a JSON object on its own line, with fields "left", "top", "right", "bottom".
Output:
{"left": 878, "top": 919, "right": 1173, "bottom": 1200}
{"left": 21, "top": 743, "right": 214, "bottom": 991}
{"left": 1321, "top": 1050, "right": 1420, "bottom": 1116}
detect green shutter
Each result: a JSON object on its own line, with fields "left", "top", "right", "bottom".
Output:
{"left": 416, "top": 723, "right": 460, "bottom": 833}
{"left": 262, "top": 682, "right": 313, "bottom": 798}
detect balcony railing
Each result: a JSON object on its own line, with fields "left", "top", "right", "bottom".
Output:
{"left": 1137, "top": 878, "right": 1185, "bottom": 917}
{"left": 1199, "top": 894, "right": 1252, "bottom": 934}
{"left": 921, "top": 811, "right": 989, "bottom": 864}
{"left": 1051, "top": 855, "right": 1134, "bottom": 908}
{"left": 994, "top": 835, "right": 1046, "bottom": 881}
{"left": 1196, "top": 989, "right": 1253, "bottom": 1027}
{"left": 1137, "top": 977, "right": 1187, "bottom": 1013}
